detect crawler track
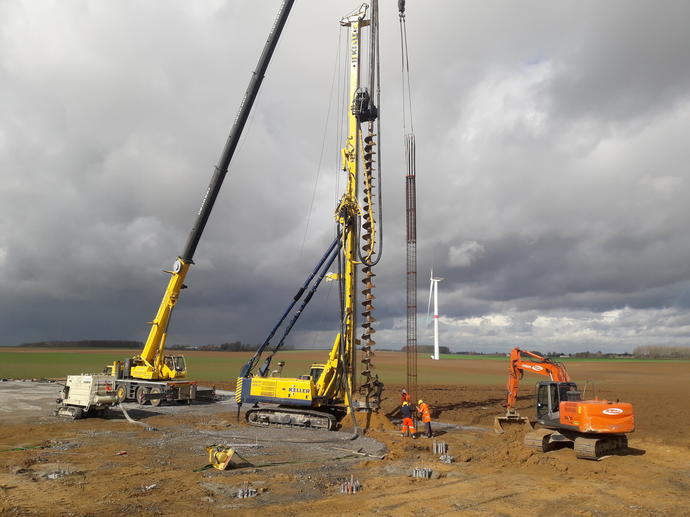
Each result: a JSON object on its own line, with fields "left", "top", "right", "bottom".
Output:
{"left": 245, "top": 407, "right": 337, "bottom": 430}
{"left": 524, "top": 428, "right": 630, "bottom": 460}
{"left": 574, "top": 435, "right": 628, "bottom": 460}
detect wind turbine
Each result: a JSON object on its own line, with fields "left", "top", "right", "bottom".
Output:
{"left": 427, "top": 269, "right": 443, "bottom": 360}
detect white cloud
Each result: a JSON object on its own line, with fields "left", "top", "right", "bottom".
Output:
{"left": 2, "top": 1, "right": 690, "bottom": 352}
{"left": 448, "top": 241, "right": 486, "bottom": 268}
{"left": 418, "top": 306, "right": 690, "bottom": 353}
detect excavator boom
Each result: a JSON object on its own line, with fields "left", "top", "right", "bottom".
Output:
{"left": 495, "top": 347, "right": 568, "bottom": 432}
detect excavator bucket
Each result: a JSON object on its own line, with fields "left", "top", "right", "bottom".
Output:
{"left": 493, "top": 410, "right": 533, "bottom": 434}
{"left": 206, "top": 445, "right": 252, "bottom": 471}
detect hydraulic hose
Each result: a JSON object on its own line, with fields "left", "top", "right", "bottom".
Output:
{"left": 240, "top": 235, "right": 340, "bottom": 378}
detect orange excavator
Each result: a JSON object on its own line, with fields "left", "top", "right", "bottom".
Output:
{"left": 494, "top": 347, "right": 635, "bottom": 460}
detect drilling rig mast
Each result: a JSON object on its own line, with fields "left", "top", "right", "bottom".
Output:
{"left": 235, "top": 1, "right": 383, "bottom": 430}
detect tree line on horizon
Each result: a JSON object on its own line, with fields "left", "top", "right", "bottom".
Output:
{"left": 20, "top": 340, "right": 143, "bottom": 348}
{"left": 17, "top": 340, "right": 690, "bottom": 359}
{"left": 632, "top": 345, "right": 690, "bottom": 359}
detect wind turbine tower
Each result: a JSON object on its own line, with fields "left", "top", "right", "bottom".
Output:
{"left": 428, "top": 270, "right": 443, "bottom": 360}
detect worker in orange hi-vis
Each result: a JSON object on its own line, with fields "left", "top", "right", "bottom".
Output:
{"left": 400, "top": 401, "right": 417, "bottom": 438}
{"left": 401, "top": 389, "right": 411, "bottom": 404}
{"left": 417, "top": 399, "right": 432, "bottom": 438}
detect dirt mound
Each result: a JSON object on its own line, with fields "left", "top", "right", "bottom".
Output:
{"left": 340, "top": 410, "right": 395, "bottom": 432}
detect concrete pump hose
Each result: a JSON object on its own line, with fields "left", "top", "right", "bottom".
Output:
{"left": 117, "top": 403, "right": 157, "bottom": 432}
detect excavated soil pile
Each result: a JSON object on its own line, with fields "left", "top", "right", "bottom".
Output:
{"left": 340, "top": 410, "right": 396, "bottom": 432}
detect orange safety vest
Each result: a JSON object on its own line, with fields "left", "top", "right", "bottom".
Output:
{"left": 401, "top": 392, "right": 411, "bottom": 404}
{"left": 418, "top": 402, "right": 431, "bottom": 423}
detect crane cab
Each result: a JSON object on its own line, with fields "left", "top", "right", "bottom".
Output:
{"left": 163, "top": 355, "right": 187, "bottom": 377}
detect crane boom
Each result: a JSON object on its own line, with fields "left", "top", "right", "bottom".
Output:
{"left": 112, "top": 0, "right": 295, "bottom": 384}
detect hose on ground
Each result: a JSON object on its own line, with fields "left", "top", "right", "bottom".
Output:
{"left": 117, "top": 403, "right": 157, "bottom": 432}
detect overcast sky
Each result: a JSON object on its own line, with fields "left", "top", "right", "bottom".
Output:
{"left": 2, "top": 1, "right": 690, "bottom": 353}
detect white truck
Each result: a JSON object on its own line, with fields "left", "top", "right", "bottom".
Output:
{"left": 55, "top": 374, "right": 118, "bottom": 419}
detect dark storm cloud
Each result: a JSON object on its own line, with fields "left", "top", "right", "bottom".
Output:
{"left": 2, "top": 1, "right": 690, "bottom": 353}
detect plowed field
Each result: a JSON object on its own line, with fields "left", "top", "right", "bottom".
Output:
{"left": 0, "top": 351, "right": 688, "bottom": 516}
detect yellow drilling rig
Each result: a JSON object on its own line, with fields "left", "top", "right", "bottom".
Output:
{"left": 235, "top": 2, "right": 384, "bottom": 430}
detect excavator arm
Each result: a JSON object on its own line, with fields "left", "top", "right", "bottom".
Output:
{"left": 495, "top": 347, "right": 571, "bottom": 433}
{"left": 505, "top": 347, "right": 570, "bottom": 410}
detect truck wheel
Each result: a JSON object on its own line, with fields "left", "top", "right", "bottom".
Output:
{"left": 136, "top": 386, "right": 150, "bottom": 406}
{"left": 115, "top": 386, "right": 127, "bottom": 403}
{"left": 149, "top": 387, "right": 162, "bottom": 407}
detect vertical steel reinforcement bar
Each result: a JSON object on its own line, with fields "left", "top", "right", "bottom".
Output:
{"left": 405, "top": 134, "right": 417, "bottom": 404}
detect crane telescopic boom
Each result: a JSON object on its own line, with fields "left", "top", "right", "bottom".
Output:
{"left": 109, "top": 0, "right": 294, "bottom": 386}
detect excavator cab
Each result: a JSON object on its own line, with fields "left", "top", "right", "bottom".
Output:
{"left": 536, "top": 381, "right": 579, "bottom": 425}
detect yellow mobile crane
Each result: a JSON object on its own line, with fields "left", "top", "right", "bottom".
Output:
{"left": 107, "top": 1, "right": 295, "bottom": 405}
{"left": 236, "top": 2, "right": 383, "bottom": 430}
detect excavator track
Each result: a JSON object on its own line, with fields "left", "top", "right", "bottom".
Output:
{"left": 245, "top": 407, "right": 337, "bottom": 430}
{"left": 574, "top": 435, "right": 628, "bottom": 460}
{"left": 523, "top": 428, "right": 554, "bottom": 452}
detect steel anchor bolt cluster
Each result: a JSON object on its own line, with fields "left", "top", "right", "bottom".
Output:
{"left": 411, "top": 467, "right": 433, "bottom": 479}
{"left": 340, "top": 475, "right": 362, "bottom": 494}
{"left": 236, "top": 482, "right": 257, "bottom": 498}
{"left": 432, "top": 441, "right": 448, "bottom": 454}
